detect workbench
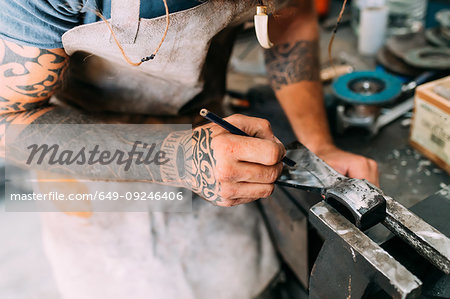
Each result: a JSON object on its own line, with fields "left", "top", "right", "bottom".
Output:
{"left": 228, "top": 9, "right": 450, "bottom": 208}
{"left": 226, "top": 3, "right": 450, "bottom": 297}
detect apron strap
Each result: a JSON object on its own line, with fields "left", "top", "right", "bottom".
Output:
{"left": 111, "top": 0, "right": 140, "bottom": 44}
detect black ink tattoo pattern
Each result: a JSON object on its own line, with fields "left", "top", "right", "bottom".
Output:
{"left": 265, "top": 40, "right": 320, "bottom": 90}
{"left": 189, "top": 128, "right": 221, "bottom": 204}
{"left": 0, "top": 39, "right": 68, "bottom": 146}
{"left": 160, "top": 130, "right": 192, "bottom": 186}
{"left": 162, "top": 128, "right": 221, "bottom": 203}
{"left": 0, "top": 39, "right": 68, "bottom": 115}
{"left": 0, "top": 40, "right": 222, "bottom": 202}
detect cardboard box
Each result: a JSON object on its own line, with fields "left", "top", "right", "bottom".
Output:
{"left": 410, "top": 76, "right": 450, "bottom": 174}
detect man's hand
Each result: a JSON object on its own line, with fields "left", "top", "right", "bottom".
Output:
{"left": 188, "top": 114, "right": 285, "bottom": 207}
{"left": 265, "top": 0, "right": 380, "bottom": 186}
{"left": 314, "top": 144, "right": 379, "bottom": 186}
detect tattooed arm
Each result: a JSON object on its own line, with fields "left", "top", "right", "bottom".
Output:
{"left": 188, "top": 115, "right": 285, "bottom": 206}
{"left": 266, "top": 0, "right": 329, "bottom": 150}
{"left": 0, "top": 39, "right": 285, "bottom": 206}
{"left": 0, "top": 40, "right": 67, "bottom": 127}
{"left": 266, "top": 0, "right": 379, "bottom": 185}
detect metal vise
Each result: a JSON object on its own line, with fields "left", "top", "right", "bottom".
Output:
{"left": 277, "top": 142, "right": 387, "bottom": 231}
{"left": 261, "top": 142, "right": 450, "bottom": 298}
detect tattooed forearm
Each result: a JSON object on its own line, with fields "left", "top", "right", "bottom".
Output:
{"left": 5, "top": 120, "right": 221, "bottom": 197}
{"left": 0, "top": 39, "right": 206, "bottom": 191}
{"left": 159, "top": 127, "right": 222, "bottom": 203}
{"left": 264, "top": 40, "right": 320, "bottom": 91}
{"left": 0, "top": 39, "right": 221, "bottom": 199}
{"left": 187, "top": 128, "right": 221, "bottom": 204}
{"left": 0, "top": 39, "right": 68, "bottom": 115}
{"left": 5, "top": 119, "right": 195, "bottom": 186}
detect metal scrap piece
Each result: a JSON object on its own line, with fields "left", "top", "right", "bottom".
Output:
{"left": 278, "top": 144, "right": 387, "bottom": 230}
{"left": 278, "top": 144, "right": 346, "bottom": 193}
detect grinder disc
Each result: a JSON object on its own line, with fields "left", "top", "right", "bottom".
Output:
{"left": 332, "top": 71, "right": 403, "bottom": 105}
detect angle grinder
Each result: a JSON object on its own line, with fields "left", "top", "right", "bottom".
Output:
{"left": 332, "top": 71, "right": 435, "bottom": 135}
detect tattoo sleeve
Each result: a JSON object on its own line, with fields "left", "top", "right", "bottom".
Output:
{"left": 0, "top": 39, "right": 67, "bottom": 116}
{"left": 264, "top": 40, "right": 320, "bottom": 91}
{"left": 0, "top": 39, "right": 67, "bottom": 157}
{"left": 0, "top": 39, "right": 218, "bottom": 199}
{"left": 162, "top": 127, "right": 221, "bottom": 203}
{"left": 189, "top": 128, "right": 220, "bottom": 203}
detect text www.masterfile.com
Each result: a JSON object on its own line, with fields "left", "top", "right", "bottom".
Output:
{"left": 9, "top": 191, "right": 186, "bottom": 201}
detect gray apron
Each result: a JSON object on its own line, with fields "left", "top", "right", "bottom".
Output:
{"left": 59, "top": 0, "right": 253, "bottom": 115}
{"left": 41, "top": 1, "right": 281, "bottom": 298}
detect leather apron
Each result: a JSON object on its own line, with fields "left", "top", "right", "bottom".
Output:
{"left": 40, "top": 1, "right": 283, "bottom": 298}
{"left": 58, "top": 0, "right": 254, "bottom": 116}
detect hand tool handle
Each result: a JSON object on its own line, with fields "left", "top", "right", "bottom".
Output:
{"left": 402, "top": 71, "right": 436, "bottom": 93}
{"left": 200, "top": 109, "right": 296, "bottom": 167}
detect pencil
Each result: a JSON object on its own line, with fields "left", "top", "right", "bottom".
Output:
{"left": 200, "top": 109, "right": 296, "bottom": 167}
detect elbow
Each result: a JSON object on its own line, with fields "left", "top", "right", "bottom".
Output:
{"left": 268, "top": 4, "right": 319, "bottom": 44}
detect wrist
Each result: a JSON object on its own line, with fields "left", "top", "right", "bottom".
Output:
{"left": 302, "top": 140, "right": 337, "bottom": 155}
{"left": 286, "top": 112, "right": 335, "bottom": 155}
{"left": 160, "top": 129, "right": 193, "bottom": 188}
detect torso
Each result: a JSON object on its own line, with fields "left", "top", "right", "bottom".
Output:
{"left": 58, "top": 0, "right": 254, "bottom": 116}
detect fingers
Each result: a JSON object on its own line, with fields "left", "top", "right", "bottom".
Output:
{"left": 215, "top": 161, "right": 283, "bottom": 184}
{"left": 211, "top": 114, "right": 286, "bottom": 164}
{"left": 213, "top": 134, "right": 286, "bottom": 166}
{"left": 224, "top": 114, "right": 279, "bottom": 142}
{"left": 316, "top": 147, "right": 380, "bottom": 187}
{"left": 366, "top": 158, "right": 379, "bottom": 187}
{"left": 236, "top": 161, "right": 283, "bottom": 183}
{"left": 195, "top": 114, "right": 286, "bottom": 207}
{"left": 214, "top": 182, "right": 275, "bottom": 207}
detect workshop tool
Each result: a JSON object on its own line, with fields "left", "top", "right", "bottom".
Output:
{"left": 276, "top": 142, "right": 386, "bottom": 231}
{"left": 320, "top": 64, "right": 354, "bottom": 82}
{"left": 308, "top": 190, "right": 450, "bottom": 299}
{"left": 261, "top": 165, "right": 450, "bottom": 297}
{"left": 332, "top": 71, "right": 435, "bottom": 135}
{"left": 199, "top": 109, "right": 296, "bottom": 167}
{"left": 281, "top": 143, "right": 450, "bottom": 273}
{"left": 277, "top": 142, "right": 450, "bottom": 278}
{"left": 309, "top": 201, "right": 423, "bottom": 299}
{"left": 333, "top": 71, "right": 404, "bottom": 105}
